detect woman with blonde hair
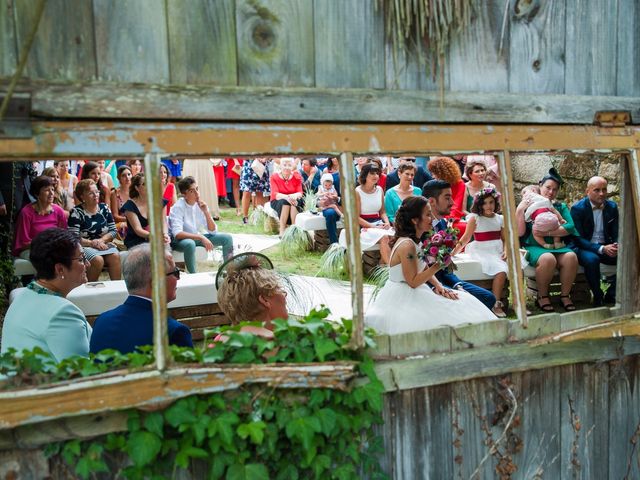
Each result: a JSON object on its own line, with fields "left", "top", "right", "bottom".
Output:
{"left": 42, "top": 166, "right": 73, "bottom": 215}
{"left": 217, "top": 253, "right": 287, "bottom": 338}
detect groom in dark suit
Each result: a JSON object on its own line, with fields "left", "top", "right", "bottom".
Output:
{"left": 422, "top": 179, "right": 496, "bottom": 310}
{"left": 90, "top": 244, "right": 193, "bottom": 354}
{"left": 569, "top": 176, "right": 618, "bottom": 306}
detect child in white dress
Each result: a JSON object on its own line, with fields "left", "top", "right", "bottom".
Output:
{"left": 455, "top": 187, "right": 508, "bottom": 317}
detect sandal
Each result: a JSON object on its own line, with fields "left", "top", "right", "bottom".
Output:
{"left": 560, "top": 295, "right": 576, "bottom": 312}
{"left": 536, "top": 295, "right": 554, "bottom": 312}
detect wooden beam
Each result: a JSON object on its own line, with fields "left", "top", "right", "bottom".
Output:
{"left": 374, "top": 335, "right": 640, "bottom": 392}
{"left": 0, "top": 362, "right": 357, "bottom": 430}
{"left": 1, "top": 122, "right": 640, "bottom": 159}
{"left": 8, "top": 82, "right": 638, "bottom": 124}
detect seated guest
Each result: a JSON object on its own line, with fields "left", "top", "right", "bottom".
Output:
{"left": 68, "top": 179, "right": 121, "bottom": 281}
{"left": 570, "top": 176, "right": 618, "bottom": 306}
{"left": 422, "top": 179, "right": 496, "bottom": 310}
{"left": 120, "top": 173, "right": 170, "bottom": 250}
{"left": 42, "top": 167, "right": 73, "bottom": 215}
{"left": 270, "top": 157, "right": 304, "bottom": 237}
{"left": 428, "top": 156, "right": 468, "bottom": 237}
{"left": 169, "top": 176, "right": 234, "bottom": 273}
{"left": 13, "top": 175, "right": 67, "bottom": 258}
{"left": 386, "top": 157, "right": 432, "bottom": 191}
{"left": 80, "top": 161, "right": 110, "bottom": 204}
{"left": 371, "top": 157, "right": 387, "bottom": 190}
{"left": 217, "top": 253, "right": 288, "bottom": 335}
{"left": 90, "top": 244, "right": 193, "bottom": 354}
{"left": 299, "top": 157, "right": 321, "bottom": 193}
{"left": 2, "top": 228, "right": 91, "bottom": 361}
{"left": 110, "top": 165, "right": 132, "bottom": 241}
{"left": 462, "top": 157, "right": 496, "bottom": 215}
{"left": 354, "top": 162, "right": 392, "bottom": 264}
{"left": 384, "top": 162, "right": 422, "bottom": 224}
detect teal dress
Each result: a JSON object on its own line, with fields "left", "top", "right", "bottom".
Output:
{"left": 384, "top": 186, "right": 422, "bottom": 223}
{"left": 523, "top": 201, "right": 577, "bottom": 266}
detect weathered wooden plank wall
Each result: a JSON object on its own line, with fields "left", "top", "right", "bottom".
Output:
{"left": 93, "top": 0, "right": 169, "bottom": 83}
{"left": 1, "top": 0, "right": 637, "bottom": 98}
{"left": 376, "top": 356, "right": 640, "bottom": 479}
{"left": 166, "top": 0, "right": 237, "bottom": 85}
{"left": 14, "top": 0, "right": 96, "bottom": 81}
{"left": 0, "top": 0, "right": 17, "bottom": 77}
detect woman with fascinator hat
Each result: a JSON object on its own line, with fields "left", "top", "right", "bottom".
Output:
{"left": 216, "top": 253, "right": 288, "bottom": 339}
{"left": 516, "top": 168, "right": 579, "bottom": 312}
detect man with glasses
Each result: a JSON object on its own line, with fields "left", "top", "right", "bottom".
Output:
{"left": 386, "top": 157, "right": 432, "bottom": 191}
{"left": 89, "top": 244, "right": 192, "bottom": 354}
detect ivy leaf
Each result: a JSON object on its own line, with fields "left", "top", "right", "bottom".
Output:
{"left": 165, "top": 401, "right": 197, "bottom": 427}
{"left": 312, "top": 454, "right": 331, "bottom": 478}
{"left": 214, "top": 412, "right": 240, "bottom": 449}
{"left": 209, "top": 451, "right": 234, "bottom": 479}
{"left": 315, "top": 408, "right": 337, "bottom": 436}
{"left": 313, "top": 338, "right": 339, "bottom": 362}
{"left": 229, "top": 348, "right": 256, "bottom": 363}
{"left": 236, "top": 421, "right": 266, "bottom": 445}
{"left": 203, "top": 346, "right": 225, "bottom": 363}
{"left": 175, "top": 446, "right": 209, "bottom": 468}
{"left": 127, "top": 431, "right": 161, "bottom": 467}
{"left": 275, "top": 463, "right": 299, "bottom": 480}
{"left": 226, "top": 463, "right": 269, "bottom": 480}
{"left": 143, "top": 412, "right": 164, "bottom": 438}
{"left": 285, "top": 416, "right": 322, "bottom": 451}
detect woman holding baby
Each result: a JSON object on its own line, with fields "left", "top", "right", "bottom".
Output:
{"left": 516, "top": 168, "right": 579, "bottom": 312}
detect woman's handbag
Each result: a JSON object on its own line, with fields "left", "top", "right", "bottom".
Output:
{"left": 251, "top": 159, "right": 266, "bottom": 178}
{"left": 231, "top": 159, "right": 243, "bottom": 176}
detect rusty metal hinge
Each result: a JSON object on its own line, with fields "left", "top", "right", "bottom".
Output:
{"left": 0, "top": 93, "right": 32, "bottom": 138}
{"left": 593, "top": 110, "right": 632, "bottom": 127}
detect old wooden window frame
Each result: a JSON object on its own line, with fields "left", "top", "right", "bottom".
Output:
{"left": 1, "top": 122, "right": 639, "bottom": 429}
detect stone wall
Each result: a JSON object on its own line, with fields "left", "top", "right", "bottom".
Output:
{"left": 511, "top": 153, "right": 622, "bottom": 206}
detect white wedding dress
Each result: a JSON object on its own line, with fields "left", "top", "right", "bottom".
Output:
{"left": 365, "top": 238, "right": 497, "bottom": 335}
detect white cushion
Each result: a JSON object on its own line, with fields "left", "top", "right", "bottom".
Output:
{"left": 338, "top": 230, "right": 380, "bottom": 252}
{"left": 67, "top": 272, "right": 218, "bottom": 316}
{"left": 262, "top": 203, "right": 280, "bottom": 220}
{"left": 451, "top": 253, "right": 495, "bottom": 281}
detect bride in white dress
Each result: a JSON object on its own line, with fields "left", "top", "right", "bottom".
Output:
{"left": 365, "top": 196, "right": 497, "bottom": 335}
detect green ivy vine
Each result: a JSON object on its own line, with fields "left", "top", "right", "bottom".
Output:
{"left": 2, "top": 309, "right": 387, "bottom": 479}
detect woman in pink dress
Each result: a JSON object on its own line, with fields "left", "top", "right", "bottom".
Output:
{"left": 13, "top": 176, "right": 67, "bottom": 258}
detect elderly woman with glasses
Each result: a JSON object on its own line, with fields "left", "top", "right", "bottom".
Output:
{"left": 68, "top": 179, "right": 121, "bottom": 282}
{"left": 2, "top": 228, "right": 92, "bottom": 362}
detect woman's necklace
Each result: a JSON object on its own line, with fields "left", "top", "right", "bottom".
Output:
{"left": 27, "top": 280, "right": 63, "bottom": 297}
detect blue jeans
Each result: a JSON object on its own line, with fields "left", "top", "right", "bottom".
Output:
{"left": 322, "top": 208, "right": 340, "bottom": 244}
{"left": 172, "top": 233, "right": 234, "bottom": 273}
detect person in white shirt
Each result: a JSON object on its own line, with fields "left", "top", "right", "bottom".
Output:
{"left": 169, "top": 176, "right": 233, "bottom": 273}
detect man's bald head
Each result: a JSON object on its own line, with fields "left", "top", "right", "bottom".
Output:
{"left": 586, "top": 176, "right": 608, "bottom": 207}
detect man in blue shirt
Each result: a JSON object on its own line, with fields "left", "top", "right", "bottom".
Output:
{"left": 90, "top": 244, "right": 192, "bottom": 354}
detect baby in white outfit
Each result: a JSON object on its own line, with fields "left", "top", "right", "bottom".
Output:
{"left": 521, "top": 185, "right": 567, "bottom": 249}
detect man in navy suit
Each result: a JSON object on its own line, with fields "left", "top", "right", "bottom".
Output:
{"left": 422, "top": 179, "right": 496, "bottom": 310}
{"left": 569, "top": 176, "right": 618, "bottom": 306}
{"left": 90, "top": 244, "right": 193, "bottom": 354}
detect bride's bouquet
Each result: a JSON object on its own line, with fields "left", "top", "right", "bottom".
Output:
{"left": 419, "top": 220, "right": 459, "bottom": 273}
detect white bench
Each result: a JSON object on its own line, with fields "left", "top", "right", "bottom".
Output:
{"left": 9, "top": 271, "right": 218, "bottom": 317}
{"left": 13, "top": 247, "right": 208, "bottom": 280}
{"left": 295, "top": 212, "right": 344, "bottom": 251}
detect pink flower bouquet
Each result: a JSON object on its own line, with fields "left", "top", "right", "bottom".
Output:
{"left": 419, "top": 223, "right": 459, "bottom": 273}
